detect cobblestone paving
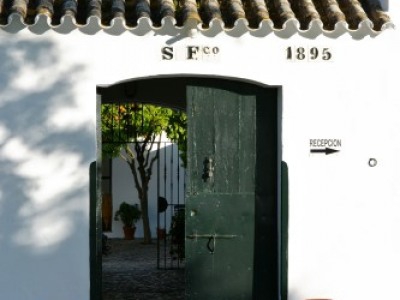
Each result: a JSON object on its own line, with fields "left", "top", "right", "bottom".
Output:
{"left": 102, "top": 239, "right": 185, "bottom": 300}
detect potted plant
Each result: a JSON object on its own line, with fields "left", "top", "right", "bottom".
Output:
{"left": 114, "top": 202, "right": 141, "bottom": 240}
{"left": 169, "top": 209, "right": 185, "bottom": 260}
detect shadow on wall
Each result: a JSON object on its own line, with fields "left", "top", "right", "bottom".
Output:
{"left": 380, "top": 0, "right": 389, "bottom": 11}
{"left": 288, "top": 289, "right": 333, "bottom": 300}
{"left": 288, "top": 289, "right": 305, "bottom": 300}
{"left": 0, "top": 38, "right": 94, "bottom": 299}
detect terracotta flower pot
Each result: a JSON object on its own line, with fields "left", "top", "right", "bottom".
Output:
{"left": 157, "top": 228, "right": 166, "bottom": 239}
{"left": 123, "top": 226, "right": 136, "bottom": 240}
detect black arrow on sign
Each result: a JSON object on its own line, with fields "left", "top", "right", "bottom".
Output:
{"left": 310, "top": 148, "right": 339, "bottom": 155}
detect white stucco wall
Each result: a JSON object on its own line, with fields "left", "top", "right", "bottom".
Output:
{"left": 0, "top": 34, "right": 95, "bottom": 299}
{"left": 0, "top": 4, "right": 399, "bottom": 299}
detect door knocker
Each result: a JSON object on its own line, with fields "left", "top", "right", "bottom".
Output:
{"left": 202, "top": 157, "right": 214, "bottom": 182}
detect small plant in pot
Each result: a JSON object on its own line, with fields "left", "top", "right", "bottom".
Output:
{"left": 114, "top": 202, "right": 141, "bottom": 240}
{"left": 169, "top": 209, "right": 185, "bottom": 260}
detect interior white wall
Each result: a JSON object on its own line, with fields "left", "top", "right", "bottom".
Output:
{"left": 0, "top": 5, "right": 399, "bottom": 299}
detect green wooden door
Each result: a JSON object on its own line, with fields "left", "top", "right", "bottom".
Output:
{"left": 186, "top": 81, "right": 279, "bottom": 299}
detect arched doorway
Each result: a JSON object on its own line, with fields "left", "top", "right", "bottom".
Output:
{"left": 92, "top": 76, "right": 284, "bottom": 299}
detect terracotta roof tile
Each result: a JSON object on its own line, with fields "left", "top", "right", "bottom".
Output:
{"left": 289, "top": 0, "right": 320, "bottom": 30}
{"left": 0, "top": 0, "right": 394, "bottom": 37}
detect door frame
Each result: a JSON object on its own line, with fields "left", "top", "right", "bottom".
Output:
{"left": 93, "top": 75, "right": 287, "bottom": 300}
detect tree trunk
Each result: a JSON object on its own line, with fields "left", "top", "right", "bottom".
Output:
{"left": 139, "top": 191, "right": 152, "bottom": 244}
{"left": 126, "top": 145, "right": 155, "bottom": 245}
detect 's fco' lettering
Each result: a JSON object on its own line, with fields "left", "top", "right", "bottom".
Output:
{"left": 161, "top": 46, "right": 220, "bottom": 61}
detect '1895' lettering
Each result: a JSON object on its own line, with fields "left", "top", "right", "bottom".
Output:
{"left": 286, "top": 46, "right": 332, "bottom": 61}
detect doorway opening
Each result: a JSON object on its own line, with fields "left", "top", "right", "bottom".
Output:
{"left": 101, "top": 102, "right": 186, "bottom": 269}
{"left": 92, "top": 76, "right": 285, "bottom": 300}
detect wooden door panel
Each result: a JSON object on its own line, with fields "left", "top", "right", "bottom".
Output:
{"left": 186, "top": 82, "right": 279, "bottom": 299}
{"left": 186, "top": 194, "right": 254, "bottom": 299}
{"left": 186, "top": 85, "right": 257, "bottom": 299}
{"left": 187, "top": 86, "right": 256, "bottom": 194}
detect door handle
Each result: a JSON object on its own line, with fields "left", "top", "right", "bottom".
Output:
{"left": 186, "top": 233, "right": 237, "bottom": 254}
{"left": 186, "top": 234, "right": 237, "bottom": 240}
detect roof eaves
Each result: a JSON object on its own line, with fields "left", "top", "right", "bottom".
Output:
{"left": 0, "top": 0, "right": 395, "bottom": 38}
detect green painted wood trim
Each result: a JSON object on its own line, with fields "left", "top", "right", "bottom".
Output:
{"left": 281, "top": 161, "right": 289, "bottom": 300}
{"left": 253, "top": 89, "right": 279, "bottom": 299}
{"left": 90, "top": 95, "right": 103, "bottom": 300}
{"left": 90, "top": 161, "right": 102, "bottom": 300}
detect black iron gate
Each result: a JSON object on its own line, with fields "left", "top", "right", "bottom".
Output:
{"left": 101, "top": 101, "right": 186, "bottom": 270}
{"left": 156, "top": 141, "right": 186, "bottom": 269}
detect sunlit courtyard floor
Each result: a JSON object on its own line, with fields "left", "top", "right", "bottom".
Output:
{"left": 102, "top": 239, "right": 185, "bottom": 300}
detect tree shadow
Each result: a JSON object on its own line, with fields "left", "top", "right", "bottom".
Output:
{"left": 0, "top": 38, "right": 94, "bottom": 299}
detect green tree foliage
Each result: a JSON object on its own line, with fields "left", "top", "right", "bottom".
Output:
{"left": 102, "top": 103, "right": 186, "bottom": 244}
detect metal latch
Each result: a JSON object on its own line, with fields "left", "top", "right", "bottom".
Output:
{"left": 186, "top": 233, "right": 237, "bottom": 254}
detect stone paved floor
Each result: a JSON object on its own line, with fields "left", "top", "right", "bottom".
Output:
{"left": 102, "top": 239, "right": 185, "bottom": 300}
